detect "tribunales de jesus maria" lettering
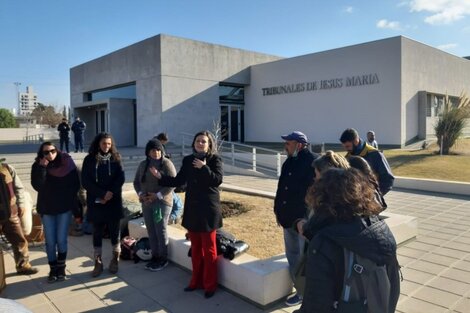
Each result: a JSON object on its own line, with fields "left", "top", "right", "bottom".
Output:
{"left": 261, "top": 73, "right": 380, "bottom": 96}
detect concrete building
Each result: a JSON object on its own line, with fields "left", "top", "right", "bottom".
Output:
{"left": 18, "top": 86, "right": 38, "bottom": 116}
{"left": 70, "top": 34, "right": 470, "bottom": 147}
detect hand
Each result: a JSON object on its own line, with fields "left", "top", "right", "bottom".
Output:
{"left": 149, "top": 166, "right": 161, "bottom": 179}
{"left": 138, "top": 193, "right": 147, "bottom": 203}
{"left": 39, "top": 158, "right": 49, "bottom": 167}
{"left": 192, "top": 158, "right": 206, "bottom": 169}
{"left": 297, "top": 219, "right": 307, "bottom": 237}
{"left": 145, "top": 193, "right": 158, "bottom": 203}
{"left": 104, "top": 191, "right": 113, "bottom": 201}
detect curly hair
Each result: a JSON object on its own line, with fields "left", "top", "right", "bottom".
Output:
{"left": 191, "top": 130, "right": 218, "bottom": 156}
{"left": 87, "top": 132, "right": 121, "bottom": 163}
{"left": 312, "top": 168, "right": 382, "bottom": 220}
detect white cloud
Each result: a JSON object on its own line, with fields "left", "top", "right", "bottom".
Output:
{"left": 344, "top": 6, "right": 354, "bottom": 13}
{"left": 437, "top": 43, "right": 458, "bottom": 50}
{"left": 409, "top": 0, "right": 470, "bottom": 25}
{"left": 376, "top": 19, "right": 402, "bottom": 30}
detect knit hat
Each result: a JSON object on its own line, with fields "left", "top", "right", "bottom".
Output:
{"left": 145, "top": 139, "right": 163, "bottom": 156}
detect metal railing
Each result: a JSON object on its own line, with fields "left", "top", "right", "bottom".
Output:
{"left": 181, "top": 132, "right": 283, "bottom": 177}
{"left": 23, "top": 133, "right": 44, "bottom": 143}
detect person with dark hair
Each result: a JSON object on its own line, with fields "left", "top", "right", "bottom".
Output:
{"left": 81, "top": 132, "right": 125, "bottom": 277}
{"left": 348, "top": 155, "right": 387, "bottom": 211}
{"left": 367, "top": 130, "right": 379, "bottom": 149}
{"left": 154, "top": 132, "right": 170, "bottom": 158}
{"left": 133, "top": 139, "right": 176, "bottom": 271}
{"left": 150, "top": 130, "right": 223, "bottom": 299}
{"left": 339, "top": 128, "right": 394, "bottom": 195}
{"left": 294, "top": 168, "right": 399, "bottom": 313}
{"left": 0, "top": 158, "right": 38, "bottom": 276}
{"left": 71, "top": 117, "right": 86, "bottom": 153}
{"left": 57, "top": 118, "right": 70, "bottom": 153}
{"left": 274, "top": 131, "right": 319, "bottom": 306}
{"left": 31, "top": 142, "right": 80, "bottom": 282}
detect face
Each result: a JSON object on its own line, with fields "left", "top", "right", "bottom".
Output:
{"left": 342, "top": 138, "right": 359, "bottom": 153}
{"left": 42, "top": 145, "right": 57, "bottom": 161}
{"left": 284, "top": 140, "right": 299, "bottom": 157}
{"left": 194, "top": 135, "right": 209, "bottom": 153}
{"left": 99, "top": 138, "right": 112, "bottom": 153}
{"left": 367, "top": 133, "right": 375, "bottom": 141}
{"left": 149, "top": 148, "right": 162, "bottom": 160}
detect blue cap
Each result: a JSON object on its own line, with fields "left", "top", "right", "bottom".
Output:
{"left": 281, "top": 131, "right": 308, "bottom": 144}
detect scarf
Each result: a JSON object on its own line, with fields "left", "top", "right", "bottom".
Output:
{"left": 95, "top": 152, "right": 112, "bottom": 182}
{"left": 193, "top": 152, "right": 208, "bottom": 160}
{"left": 47, "top": 152, "right": 77, "bottom": 177}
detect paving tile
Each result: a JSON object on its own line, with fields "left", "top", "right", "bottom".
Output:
{"left": 398, "top": 247, "right": 428, "bottom": 259}
{"left": 426, "top": 232, "right": 457, "bottom": 241}
{"left": 437, "top": 227, "right": 467, "bottom": 236}
{"left": 452, "top": 236, "right": 470, "bottom": 245}
{"left": 441, "top": 268, "right": 470, "bottom": 284}
{"left": 400, "top": 268, "right": 435, "bottom": 285}
{"left": 397, "top": 296, "right": 449, "bottom": 313}
{"left": 452, "top": 260, "right": 470, "bottom": 272}
{"left": 416, "top": 236, "right": 447, "bottom": 246}
{"left": 101, "top": 290, "right": 164, "bottom": 313}
{"left": 453, "top": 298, "right": 470, "bottom": 313}
{"left": 29, "top": 302, "right": 60, "bottom": 313}
{"left": 413, "top": 286, "right": 461, "bottom": 308}
{"left": 52, "top": 290, "right": 107, "bottom": 312}
{"left": 408, "top": 260, "right": 447, "bottom": 275}
{"left": 420, "top": 253, "right": 459, "bottom": 267}
{"left": 398, "top": 255, "right": 418, "bottom": 267}
{"left": 400, "top": 280, "right": 422, "bottom": 296}
{"left": 446, "top": 241, "right": 470, "bottom": 253}
{"left": 406, "top": 241, "right": 437, "bottom": 252}
{"left": 433, "top": 247, "right": 468, "bottom": 259}
{"left": 427, "top": 276, "right": 470, "bottom": 296}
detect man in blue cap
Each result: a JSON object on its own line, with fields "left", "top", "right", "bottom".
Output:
{"left": 274, "top": 131, "right": 318, "bottom": 306}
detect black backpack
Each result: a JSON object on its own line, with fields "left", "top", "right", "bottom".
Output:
{"left": 336, "top": 247, "right": 401, "bottom": 313}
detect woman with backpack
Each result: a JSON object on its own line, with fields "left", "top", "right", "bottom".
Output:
{"left": 31, "top": 142, "right": 80, "bottom": 283}
{"left": 81, "top": 132, "right": 125, "bottom": 277}
{"left": 150, "top": 130, "right": 223, "bottom": 299}
{"left": 294, "top": 168, "right": 399, "bottom": 313}
{"left": 133, "top": 139, "right": 176, "bottom": 271}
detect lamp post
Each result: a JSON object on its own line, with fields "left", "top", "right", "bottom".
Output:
{"left": 13, "top": 82, "right": 21, "bottom": 116}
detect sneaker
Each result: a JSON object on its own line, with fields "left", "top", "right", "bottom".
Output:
{"left": 144, "top": 258, "right": 159, "bottom": 270}
{"left": 285, "top": 293, "right": 303, "bottom": 306}
{"left": 148, "top": 259, "right": 169, "bottom": 272}
{"left": 69, "top": 228, "right": 83, "bottom": 237}
{"left": 17, "top": 263, "right": 39, "bottom": 275}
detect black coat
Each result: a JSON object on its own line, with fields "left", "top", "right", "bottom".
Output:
{"left": 160, "top": 154, "right": 223, "bottom": 232}
{"left": 81, "top": 154, "right": 125, "bottom": 223}
{"left": 295, "top": 216, "right": 399, "bottom": 313}
{"left": 31, "top": 163, "right": 80, "bottom": 216}
{"left": 274, "top": 149, "right": 318, "bottom": 228}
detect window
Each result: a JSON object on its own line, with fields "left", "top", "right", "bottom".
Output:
{"left": 219, "top": 84, "right": 244, "bottom": 104}
{"left": 86, "top": 84, "right": 136, "bottom": 102}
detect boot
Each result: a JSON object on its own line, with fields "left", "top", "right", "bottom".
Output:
{"left": 57, "top": 252, "right": 67, "bottom": 281}
{"left": 109, "top": 251, "right": 119, "bottom": 274}
{"left": 92, "top": 255, "right": 103, "bottom": 277}
{"left": 48, "top": 261, "right": 57, "bottom": 283}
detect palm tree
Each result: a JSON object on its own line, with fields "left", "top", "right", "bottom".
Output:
{"left": 434, "top": 92, "right": 470, "bottom": 155}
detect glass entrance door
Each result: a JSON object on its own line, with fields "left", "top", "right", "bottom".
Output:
{"left": 220, "top": 105, "right": 244, "bottom": 142}
{"left": 95, "top": 109, "right": 108, "bottom": 134}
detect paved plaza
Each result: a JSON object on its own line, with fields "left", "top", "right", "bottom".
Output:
{"left": 1, "top": 147, "right": 470, "bottom": 312}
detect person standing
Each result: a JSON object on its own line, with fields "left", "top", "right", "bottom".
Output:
{"left": 274, "top": 131, "right": 318, "bottom": 306}
{"left": 81, "top": 132, "right": 125, "bottom": 277}
{"left": 155, "top": 133, "right": 170, "bottom": 158}
{"left": 71, "top": 117, "right": 86, "bottom": 153}
{"left": 133, "top": 139, "right": 176, "bottom": 271}
{"left": 0, "top": 158, "right": 38, "bottom": 276}
{"left": 340, "top": 128, "right": 394, "bottom": 195}
{"left": 57, "top": 118, "right": 70, "bottom": 153}
{"left": 150, "top": 130, "right": 223, "bottom": 299}
{"left": 367, "top": 130, "right": 379, "bottom": 149}
{"left": 31, "top": 143, "right": 80, "bottom": 282}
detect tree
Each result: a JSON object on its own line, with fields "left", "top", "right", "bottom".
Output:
{"left": 434, "top": 93, "right": 470, "bottom": 155}
{"left": 0, "top": 108, "right": 17, "bottom": 128}
{"left": 31, "top": 103, "right": 63, "bottom": 127}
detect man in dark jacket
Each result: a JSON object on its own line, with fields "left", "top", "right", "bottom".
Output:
{"left": 274, "top": 131, "right": 318, "bottom": 306}
{"left": 57, "top": 118, "right": 70, "bottom": 153}
{"left": 340, "top": 128, "right": 394, "bottom": 195}
{"left": 71, "top": 117, "right": 86, "bottom": 153}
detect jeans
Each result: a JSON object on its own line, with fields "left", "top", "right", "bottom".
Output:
{"left": 283, "top": 227, "right": 305, "bottom": 283}
{"left": 74, "top": 134, "right": 84, "bottom": 152}
{"left": 142, "top": 202, "right": 171, "bottom": 260}
{"left": 170, "top": 192, "right": 183, "bottom": 220}
{"left": 42, "top": 211, "right": 71, "bottom": 262}
{"left": 93, "top": 219, "right": 121, "bottom": 255}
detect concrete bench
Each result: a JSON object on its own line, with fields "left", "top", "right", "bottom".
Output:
{"left": 128, "top": 211, "right": 417, "bottom": 307}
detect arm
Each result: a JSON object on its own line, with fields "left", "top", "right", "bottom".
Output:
{"left": 109, "top": 160, "right": 125, "bottom": 194}
{"left": 133, "top": 162, "right": 143, "bottom": 194}
{"left": 31, "top": 162, "right": 47, "bottom": 192}
{"left": 80, "top": 156, "right": 107, "bottom": 198}
{"left": 160, "top": 157, "right": 189, "bottom": 187}
{"left": 9, "top": 165, "right": 26, "bottom": 208}
{"left": 158, "top": 159, "right": 177, "bottom": 197}
{"left": 372, "top": 152, "right": 395, "bottom": 195}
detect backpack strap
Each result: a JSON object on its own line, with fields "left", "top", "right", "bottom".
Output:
{"left": 342, "top": 248, "right": 367, "bottom": 304}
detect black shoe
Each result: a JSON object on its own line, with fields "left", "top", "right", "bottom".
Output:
{"left": 56, "top": 265, "right": 66, "bottom": 281}
{"left": 184, "top": 286, "right": 196, "bottom": 292}
{"left": 204, "top": 291, "right": 215, "bottom": 298}
{"left": 48, "top": 270, "right": 57, "bottom": 283}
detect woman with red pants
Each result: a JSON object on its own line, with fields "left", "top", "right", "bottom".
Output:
{"left": 150, "top": 130, "right": 223, "bottom": 298}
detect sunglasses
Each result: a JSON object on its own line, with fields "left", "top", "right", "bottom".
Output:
{"left": 43, "top": 149, "right": 57, "bottom": 156}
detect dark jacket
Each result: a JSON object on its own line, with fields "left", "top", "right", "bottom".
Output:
{"left": 296, "top": 215, "right": 398, "bottom": 313}
{"left": 81, "top": 154, "right": 125, "bottom": 223}
{"left": 160, "top": 154, "right": 223, "bottom": 232}
{"left": 274, "top": 148, "right": 318, "bottom": 228}
{"left": 347, "top": 140, "right": 394, "bottom": 195}
{"left": 57, "top": 122, "right": 70, "bottom": 139}
{"left": 31, "top": 158, "right": 80, "bottom": 216}
{"left": 71, "top": 120, "right": 86, "bottom": 135}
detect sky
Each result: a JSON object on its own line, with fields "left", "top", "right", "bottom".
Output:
{"left": 1, "top": 0, "right": 470, "bottom": 112}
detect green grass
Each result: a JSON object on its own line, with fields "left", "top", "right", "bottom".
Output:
{"left": 383, "top": 138, "right": 470, "bottom": 182}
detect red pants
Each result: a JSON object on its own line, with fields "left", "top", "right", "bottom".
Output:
{"left": 188, "top": 230, "right": 218, "bottom": 292}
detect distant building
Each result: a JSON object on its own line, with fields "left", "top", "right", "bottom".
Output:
{"left": 18, "top": 86, "right": 38, "bottom": 116}
{"left": 70, "top": 34, "right": 470, "bottom": 147}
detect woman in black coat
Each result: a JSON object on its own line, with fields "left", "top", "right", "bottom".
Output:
{"left": 151, "top": 130, "right": 223, "bottom": 298}
{"left": 81, "top": 132, "right": 124, "bottom": 277}
{"left": 31, "top": 142, "right": 80, "bottom": 283}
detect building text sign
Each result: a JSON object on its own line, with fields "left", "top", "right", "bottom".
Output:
{"left": 261, "top": 73, "right": 379, "bottom": 96}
